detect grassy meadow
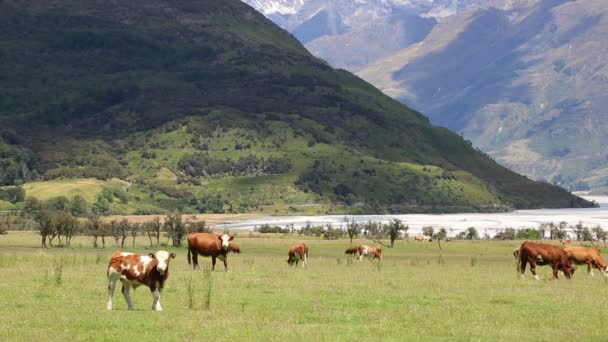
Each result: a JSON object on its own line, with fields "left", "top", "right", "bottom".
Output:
{"left": 1, "top": 232, "right": 608, "bottom": 341}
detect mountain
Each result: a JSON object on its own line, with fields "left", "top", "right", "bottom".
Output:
{"left": 0, "top": 0, "right": 592, "bottom": 215}
{"left": 241, "top": 0, "right": 503, "bottom": 69}
{"left": 359, "top": 0, "right": 608, "bottom": 194}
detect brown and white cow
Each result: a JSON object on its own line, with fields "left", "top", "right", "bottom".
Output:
{"left": 187, "top": 232, "right": 236, "bottom": 271}
{"left": 287, "top": 243, "right": 309, "bottom": 268}
{"left": 106, "top": 250, "right": 176, "bottom": 311}
{"left": 563, "top": 246, "right": 608, "bottom": 277}
{"left": 344, "top": 245, "right": 382, "bottom": 261}
{"left": 560, "top": 239, "right": 572, "bottom": 246}
{"left": 414, "top": 235, "right": 432, "bottom": 242}
{"left": 516, "top": 241, "right": 576, "bottom": 280}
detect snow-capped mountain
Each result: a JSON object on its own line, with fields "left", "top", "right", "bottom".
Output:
{"left": 241, "top": 0, "right": 503, "bottom": 69}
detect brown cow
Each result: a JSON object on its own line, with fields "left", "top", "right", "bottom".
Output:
{"left": 563, "top": 246, "right": 607, "bottom": 277}
{"left": 106, "top": 250, "right": 176, "bottom": 311}
{"left": 517, "top": 241, "right": 576, "bottom": 280}
{"left": 287, "top": 243, "right": 309, "bottom": 268}
{"left": 560, "top": 239, "right": 572, "bottom": 246}
{"left": 345, "top": 245, "right": 382, "bottom": 261}
{"left": 414, "top": 235, "right": 432, "bottom": 242}
{"left": 227, "top": 242, "right": 242, "bottom": 254}
{"left": 187, "top": 232, "right": 236, "bottom": 271}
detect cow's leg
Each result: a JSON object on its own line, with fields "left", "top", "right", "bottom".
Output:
{"left": 358, "top": 253, "right": 363, "bottom": 262}
{"left": 106, "top": 273, "right": 119, "bottom": 310}
{"left": 529, "top": 259, "right": 540, "bottom": 280}
{"left": 588, "top": 262, "right": 595, "bottom": 277}
{"left": 121, "top": 280, "right": 135, "bottom": 310}
{"left": 152, "top": 288, "right": 162, "bottom": 311}
{"left": 519, "top": 257, "right": 527, "bottom": 278}
{"left": 211, "top": 256, "right": 217, "bottom": 271}
{"left": 192, "top": 251, "right": 200, "bottom": 270}
{"left": 218, "top": 254, "right": 228, "bottom": 272}
{"left": 303, "top": 253, "right": 307, "bottom": 268}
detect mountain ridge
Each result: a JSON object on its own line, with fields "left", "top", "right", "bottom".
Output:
{"left": 0, "top": 0, "right": 593, "bottom": 214}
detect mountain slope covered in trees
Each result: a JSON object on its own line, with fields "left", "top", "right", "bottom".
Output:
{"left": 0, "top": 0, "right": 593, "bottom": 214}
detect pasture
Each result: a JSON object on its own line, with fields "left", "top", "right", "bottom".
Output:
{"left": 1, "top": 232, "right": 608, "bottom": 341}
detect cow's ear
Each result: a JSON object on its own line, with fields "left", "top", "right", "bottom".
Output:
{"left": 149, "top": 253, "right": 156, "bottom": 259}
{"left": 170, "top": 253, "right": 176, "bottom": 259}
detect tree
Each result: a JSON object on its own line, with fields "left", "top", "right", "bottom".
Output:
{"left": 45, "top": 196, "right": 70, "bottom": 212}
{"left": 116, "top": 219, "right": 129, "bottom": 248}
{"left": 346, "top": 219, "right": 361, "bottom": 245}
{"left": 164, "top": 213, "right": 186, "bottom": 247}
{"left": 144, "top": 217, "right": 162, "bottom": 246}
{"left": 54, "top": 211, "right": 79, "bottom": 247}
{"left": 435, "top": 228, "right": 448, "bottom": 240}
{"left": 34, "top": 210, "right": 54, "bottom": 248}
{"left": 582, "top": 226, "right": 594, "bottom": 242}
{"left": 92, "top": 197, "right": 111, "bottom": 215}
{"left": 130, "top": 222, "right": 140, "bottom": 247}
{"left": 422, "top": 226, "right": 434, "bottom": 238}
{"left": 385, "top": 219, "right": 407, "bottom": 247}
{"left": 465, "top": 227, "right": 479, "bottom": 240}
{"left": 69, "top": 195, "right": 88, "bottom": 216}
{"left": 516, "top": 228, "right": 540, "bottom": 240}
{"left": 574, "top": 222, "right": 584, "bottom": 241}
{"left": 86, "top": 216, "right": 104, "bottom": 248}
{"left": 187, "top": 219, "right": 209, "bottom": 234}
{"left": 22, "top": 197, "right": 42, "bottom": 217}
{"left": 0, "top": 215, "right": 9, "bottom": 235}
{"left": 593, "top": 226, "right": 607, "bottom": 247}
{"left": 493, "top": 228, "right": 516, "bottom": 240}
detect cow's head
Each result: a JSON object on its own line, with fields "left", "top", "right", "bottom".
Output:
{"left": 561, "top": 263, "right": 576, "bottom": 279}
{"left": 218, "top": 233, "right": 235, "bottom": 251}
{"left": 150, "top": 250, "right": 176, "bottom": 275}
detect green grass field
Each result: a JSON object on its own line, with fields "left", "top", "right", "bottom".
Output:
{"left": 1, "top": 232, "right": 607, "bottom": 341}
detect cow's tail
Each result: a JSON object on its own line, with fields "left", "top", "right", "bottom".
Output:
{"left": 515, "top": 246, "right": 522, "bottom": 274}
{"left": 187, "top": 241, "right": 192, "bottom": 266}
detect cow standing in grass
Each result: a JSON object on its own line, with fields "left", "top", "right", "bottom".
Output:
{"left": 563, "top": 246, "right": 607, "bottom": 277}
{"left": 287, "top": 243, "right": 308, "bottom": 268}
{"left": 516, "top": 241, "right": 575, "bottom": 280}
{"left": 187, "top": 232, "right": 236, "bottom": 271}
{"left": 106, "top": 250, "right": 176, "bottom": 311}
{"left": 345, "top": 245, "right": 382, "bottom": 261}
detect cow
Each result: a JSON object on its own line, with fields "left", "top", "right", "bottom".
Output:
{"left": 414, "top": 235, "right": 432, "bottom": 242}
{"left": 187, "top": 232, "right": 236, "bottom": 271}
{"left": 516, "top": 241, "right": 576, "bottom": 280}
{"left": 563, "top": 246, "right": 608, "bottom": 277}
{"left": 106, "top": 250, "right": 176, "bottom": 311}
{"left": 344, "top": 245, "right": 382, "bottom": 261}
{"left": 227, "top": 242, "right": 242, "bottom": 254}
{"left": 287, "top": 243, "right": 309, "bottom": 268}
{"left": 560, "top": 239, "right": 572, "bottom": 246}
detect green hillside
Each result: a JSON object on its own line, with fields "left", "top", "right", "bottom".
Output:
{"left": 0, "top": 0, "right": 593, "bottom": 214}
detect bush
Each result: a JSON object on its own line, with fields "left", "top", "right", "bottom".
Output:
{"left": 516, "top": 228, "right": 540, "bottom": 240}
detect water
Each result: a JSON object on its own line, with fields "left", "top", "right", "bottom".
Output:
{"left": 217, "top": 197, "right": 608, "bottom": 237}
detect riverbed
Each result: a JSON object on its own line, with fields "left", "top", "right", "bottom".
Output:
{"left": 217, "top": 197, "right": 608, "bottom": 236}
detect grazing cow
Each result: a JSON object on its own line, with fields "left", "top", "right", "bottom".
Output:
{"left": 106, "top": 250, "right": 176, "bottom": 311}
{"left": 516, "top": 241, "right": 576, "bottom": 280}
{"left": 227, "top": 242, "right": 241, "bottom": 254}
{"left": 414, "top": 235, "right": 432, "bottom": 242}
{"left": 187, "top": 232, "right": 236, "bottom": 271}
{"left": 344, "top": 245, "right": 382, "bottom": 261}
{"left": 563, "top": 246, "right": 608, "bottom": 277}
{"left": 287, "top": 243, "right": 309, "bottom": 268}
{"left": 560, "top": 239, "right": 572, "bottom": 246}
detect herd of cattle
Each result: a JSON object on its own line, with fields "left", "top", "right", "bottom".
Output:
{"left": 106, "top": 232, "right": 608, "bottom": 311}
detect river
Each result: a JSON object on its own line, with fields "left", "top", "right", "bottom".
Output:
{"left": 216, "top": 197, "right": 608, "bottom": 236}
